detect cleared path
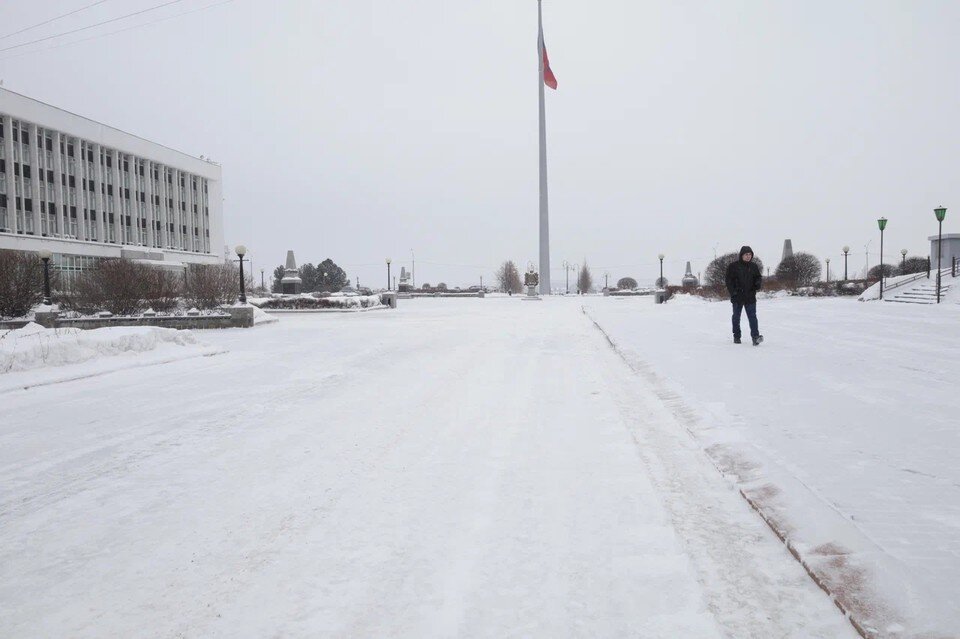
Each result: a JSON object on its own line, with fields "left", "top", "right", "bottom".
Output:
{"left": 0, "top": 299, "right": 857, "bottom": 638}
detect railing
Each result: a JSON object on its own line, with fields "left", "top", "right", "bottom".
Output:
{"left": 881, "top": 271, "right": 929, "bottom": 294}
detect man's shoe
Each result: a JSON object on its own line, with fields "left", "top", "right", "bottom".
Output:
{"left": 752, "top": 335, "right": 764, "bottom": 346}
{"left": 734, "top": 337, "right": 742, "bottom": 344}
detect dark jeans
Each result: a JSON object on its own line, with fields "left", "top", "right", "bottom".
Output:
{"left": 731, "top": 301, "right": 759, "bottom": 339}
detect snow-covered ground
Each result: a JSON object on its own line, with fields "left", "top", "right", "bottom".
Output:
{"left": 0, "top": 298, "right": 861, "bottom": 638}
{"left": 582, "top": 294, "right": 960, "bottom": 638}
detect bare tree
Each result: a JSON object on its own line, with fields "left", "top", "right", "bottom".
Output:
{"left": 617, "top": 276, "right": 638, "bottom": 290}
{"left": 776, "top": 252, "right": 822, "bottom": 288}
{"left": 496, "top": 261, "right": 523, "bottom": 294}
{"left": 0, "top": 249, "right": 47, "bottom": 318}
{"left": 577, "top": 261, "right": 593, "bottom": 294}
{"left": 184, "top": 263, "right": 239, "bottom": 309}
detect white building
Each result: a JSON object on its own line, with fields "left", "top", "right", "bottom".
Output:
{"left": 0, "top": 88, "right": 223, "bottom": 284}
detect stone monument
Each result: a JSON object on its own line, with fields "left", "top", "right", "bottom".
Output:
{"left": 522, "top": 265, "right": 542, "bottom": 301}
{"left": 398, "top": 266, "right": 413, "bottom": 295}
{"left": 281, "top": 250, "right": 303, "bottom": 294}
{"left": 682, "top": 261, "right": 699, "bottom": 288}
{"left": 782, "top": 239, "right": 794, "bottom": 261}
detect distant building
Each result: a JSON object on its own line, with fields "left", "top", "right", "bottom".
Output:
{"left": 0, "top": 88, "right": 224, "bottom": 287}
{"left": 930, "top": 233, "right": 960, "bottom": 270}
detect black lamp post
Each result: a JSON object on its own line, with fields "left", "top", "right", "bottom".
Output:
{"left": 260, "top": 268, "right": 265, "bottom": 291}
{"left": 235, "top": 245, "right": 247, "bottom": 303}
{"left": 877, "top": 218, "right": 887, "bottom": 300}
{"left": 38, "top": 249, "right": 53, "bottom": 305}
{"left": 658, "top": 253, "right": 665, "bottom": 288}
{"left": 825, "top": 257, "right": 830, "bottom": 283}
{"left": 935, "top": 206, "right": 947, "bottom": 303}
{"left": 386, "top": 258, "right": 392, "bottom": 291}
{"left": 842, "top": 246, "right": 850, "bottom": 281}
{"left": 900, "top": 249, "right": 907, "bottom": 272}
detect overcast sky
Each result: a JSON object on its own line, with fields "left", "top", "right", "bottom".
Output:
{"left": 2, "top": 0, "right": 958, "bottom": 288}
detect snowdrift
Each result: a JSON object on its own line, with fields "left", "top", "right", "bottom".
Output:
{"left": 1, "top": 323, "right": 202, "bottom": 374}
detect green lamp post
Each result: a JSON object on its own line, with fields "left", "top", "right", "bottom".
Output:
{"left": 877, "top": 217, "right": 888, "bottom": 300}
{"left": 935, "top": 206, "right": 947, "bottom": 303}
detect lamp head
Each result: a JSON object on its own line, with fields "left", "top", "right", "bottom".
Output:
{"left": 877, "top": 217, "right": 888, "bottom": 231}
{"left": 235, "top": 245, "right": 247, "bottom": 257}
{"left": 901, "top": 249, "right": 908, "bottom": 256}
{"left": 843, "top": 246, "right": 850, "bottom": 254}
{"left": 658, "top": 253, "right": 664, "bottom": 260}
{"left": 934, "top": 206, "right": 947, "bottom": 222}
{"left": 37, "top": 249, "right": 53, "bottom": 260}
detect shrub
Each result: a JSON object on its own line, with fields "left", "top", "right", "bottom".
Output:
{"left": 867, "top": 263, "right": 897, "bottom": 279}
{"left": 65, "top": 259, "right": 150, "bottom": 316}
{"left": 184, "top": 263, "right": 238, "bottom": 310}
{"left": 143, "top": 268, "right": 183, "bottom": 312}
{"left": 0, "top": 249, "right": 48, "bottom": 318}
{"left": 255, "top": 296, "right": 381, "bottom": 310}
{"left": 899, "top": 256, "right": 928, "bottom": 275}
{"left": 775, "top": 252, "right": 821, "bottom": 288}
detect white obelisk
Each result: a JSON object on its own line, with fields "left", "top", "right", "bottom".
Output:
{"left": 537, "top": 0, "right": 551, "bottom": 295}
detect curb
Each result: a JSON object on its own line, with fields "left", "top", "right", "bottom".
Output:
{"left": 581, "top": 306, "right": 873, "bottom": 639}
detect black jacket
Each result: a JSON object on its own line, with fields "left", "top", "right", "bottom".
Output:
{"left": 725, "top": 246, "right": 762, "bottom": 304}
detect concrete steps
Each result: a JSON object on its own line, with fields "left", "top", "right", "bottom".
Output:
{"left": 885, "top": 276, "right": 954, "bottom": 304}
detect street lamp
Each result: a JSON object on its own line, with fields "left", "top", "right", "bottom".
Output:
{"left": 260, "top": 268, "right": 265, "bottom": 291}
{"left": 658, "top": 254, "right": 665, "bottom": 288}
{"left": 900, "top": 249, "right": 907, "bottom": 272}
{"left": 38, "top": 249, "right": 53, "bottom": 305}
{"left": 935, "top": 206, "right": 947, "bottom": 303}
{"left": 235, "top": 245, "right": 247, "bottom": 303}
{"left": 825, "top": 257, "right": 830, "bottom": 283}
{"left": 562, "top": 261, "right": 577, "bottom": 294}
{"left": 877, "top": 217, "right": 887, "bottom": 300}
{"left": 842, "top": 246, "right": 850, "bottom": 281}
{"left": 386, "top": 258, "right": 392, "bottom": 291}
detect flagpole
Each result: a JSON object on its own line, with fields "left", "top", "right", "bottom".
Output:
{"left": 537, "top": 0, "right": 551, "bottom": 295}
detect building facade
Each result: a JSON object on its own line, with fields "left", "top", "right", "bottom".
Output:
{"left": 0, "top": 88, "right": 223, "bottom": 286}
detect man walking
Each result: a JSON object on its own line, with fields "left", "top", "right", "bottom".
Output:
{"left": 725, "top": 246, "right": 764, "bottom": 345}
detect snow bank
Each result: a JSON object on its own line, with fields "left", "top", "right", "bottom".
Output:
{"left": 252, "top": 306, "right": 278, "bottom": 325}
{"left": 1, "top": 323, "right": 201, "bottom": 374}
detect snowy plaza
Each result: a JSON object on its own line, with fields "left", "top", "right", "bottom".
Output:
{"left": 2, "top": 296, "right": 958, "bottom": 638}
